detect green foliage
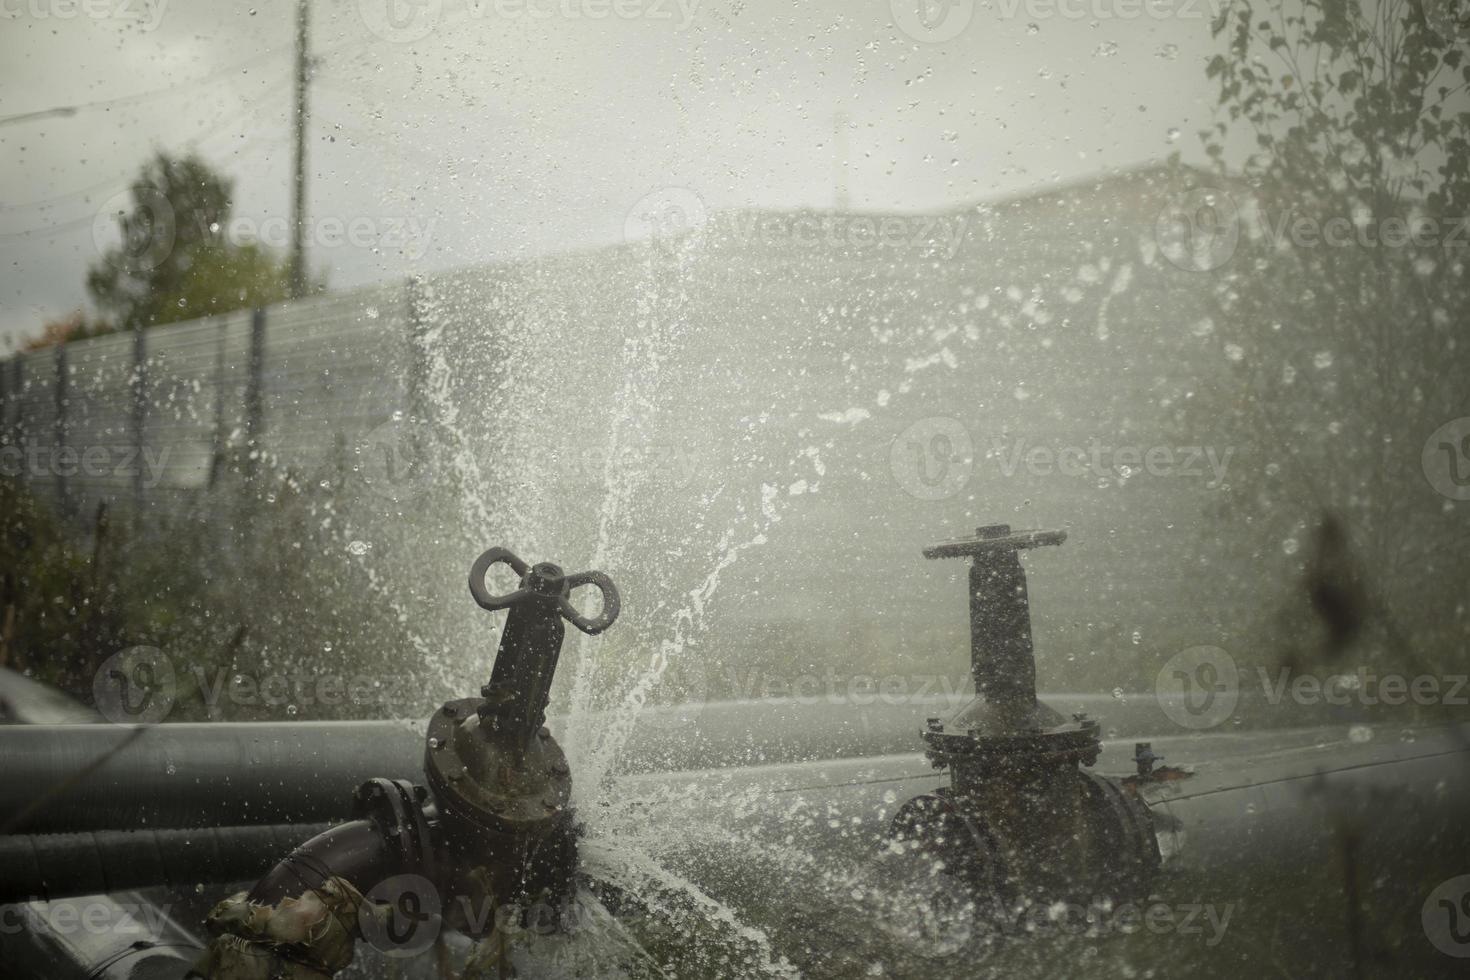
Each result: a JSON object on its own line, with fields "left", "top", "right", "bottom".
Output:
{"left": 86, "top": 152, "right": 308, "bottom": 331}
{"left": 1190, "top": 0, "right": 1470, "bottom": 666}
{"left": 0, "top": 472, "right": 432, "bottom": 722}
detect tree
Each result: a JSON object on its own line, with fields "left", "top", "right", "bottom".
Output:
{"left": 1183, "top": 0, "right": 1470, "bottom": 670}
{"left": 21, "top": 310, "right": 113, "bottom": 352}
{"left": 86, "top": 152, "right": 302, "bottom": 330}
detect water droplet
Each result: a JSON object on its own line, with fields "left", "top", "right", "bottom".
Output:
{"left": 286, "top": 704, "right": 298, "bottom": 717}
{"left": 1313, "top": 350, "right": 1334, "bottom": 369}
{"left": 1166, "top": 127, "right": 1181, "bottom": 142}
{"left": 1111, "top": 687, "right": 1125, "bottom": 701}
{"left": 1225, "top": 343, "right": 1244, "bottom": 362}
{"left": 1348, "top": 724, "right": 1373, "bottom": 743}
{"left": 347, "top": 540, "right": 371, "bottom": 556}
{"left": 1282, "top": 537, "right": 1300, "bottom": 555}
{"left": 1400, "top": 729, "right": 1417, "bottom": 743}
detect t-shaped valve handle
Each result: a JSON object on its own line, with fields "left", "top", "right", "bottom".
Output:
{"left": 468, "top": 547, "right": 621, "bottom": 741}
{"left": 923, "top": 525, "right": 1065, "bottom": 715}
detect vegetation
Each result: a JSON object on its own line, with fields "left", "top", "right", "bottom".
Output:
{"left": 1184, "top": 0, "right": 1470, "bottom": 671}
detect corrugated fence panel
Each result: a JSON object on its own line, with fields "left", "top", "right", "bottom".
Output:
{"left": 62, "top": 331, "right": 138, "bottom": 518}
{"left": 142, "top": 316, "right": 225, "bottom": 495}
{"left": 13, "top": 349, "right": 60, "bottom": 503}
{"left": 259, "top": 282, "right": 408, "bottom": 481}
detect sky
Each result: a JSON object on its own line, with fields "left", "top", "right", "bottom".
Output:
{"left": 0, "top": 0, "right": 1242, "bottom": 350}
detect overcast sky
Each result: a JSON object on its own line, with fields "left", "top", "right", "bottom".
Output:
{"left": 0, "top": 0, "right": 1240, "bottom": 350}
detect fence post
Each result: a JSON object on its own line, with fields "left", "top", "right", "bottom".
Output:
{"left": 54, "top": 343, "right": 73, "bottom": 518}
{"left": 244, "top": 307, "right": 267, "bottom": 482}
{"left": 131, "top": 327, "right": 148, "bottom": 513}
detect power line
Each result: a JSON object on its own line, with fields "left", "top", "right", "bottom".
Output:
{"left": 0, "top": 49, "right": 289, "bottom": 129}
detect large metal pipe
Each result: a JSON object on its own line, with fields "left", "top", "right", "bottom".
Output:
{"left": 0, "top": 721, "right": 424, "bottom": 834}
{"left": 0, "top": 698, "right": 1366, "bottom": 835}
{"left": 0, "top": 822, "right": 333, "bottom": 904}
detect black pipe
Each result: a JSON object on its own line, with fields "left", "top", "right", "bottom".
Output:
{"left": 246, "top": 819, "right": 390, "bottom": 905}
{"left": 0, "top": 823, "right": 332, "bottom": 904}
{"left": 0, "top": 722, "right": 423, "bottom": 834}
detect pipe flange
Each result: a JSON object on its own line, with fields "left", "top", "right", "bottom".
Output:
{"left": 424, "top": 697, "right": 571, "bottom": 848}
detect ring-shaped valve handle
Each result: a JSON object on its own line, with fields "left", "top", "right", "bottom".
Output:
{"left": 560, "top": 571, "right": 620, "bottom": 636}
{"left": 468, "top": 547, "right": 531, "bottom": 610}
{"left": 468, "top": 547, "right": 621, "bottom": 635}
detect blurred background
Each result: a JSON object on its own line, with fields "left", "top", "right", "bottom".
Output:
{"left": 0, "top": 0, "right": 1467, "bottom": 738}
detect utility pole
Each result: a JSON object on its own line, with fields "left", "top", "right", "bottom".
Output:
{"left": 288, "top": 0, "right": 310, "bottom": 298}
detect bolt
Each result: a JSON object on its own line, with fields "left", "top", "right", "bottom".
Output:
{"left": 443, "top": 704, "right": 458, "bottom": 718}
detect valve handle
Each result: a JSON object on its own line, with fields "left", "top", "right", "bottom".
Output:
{"left": 468, "top": 547, "right": 621, "bottom": 635}
{"left": 560, "top": 570, "right": 620, "bottom": 636}
{"left": 468, "top": 547, "right": 531, "bottom": 610}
